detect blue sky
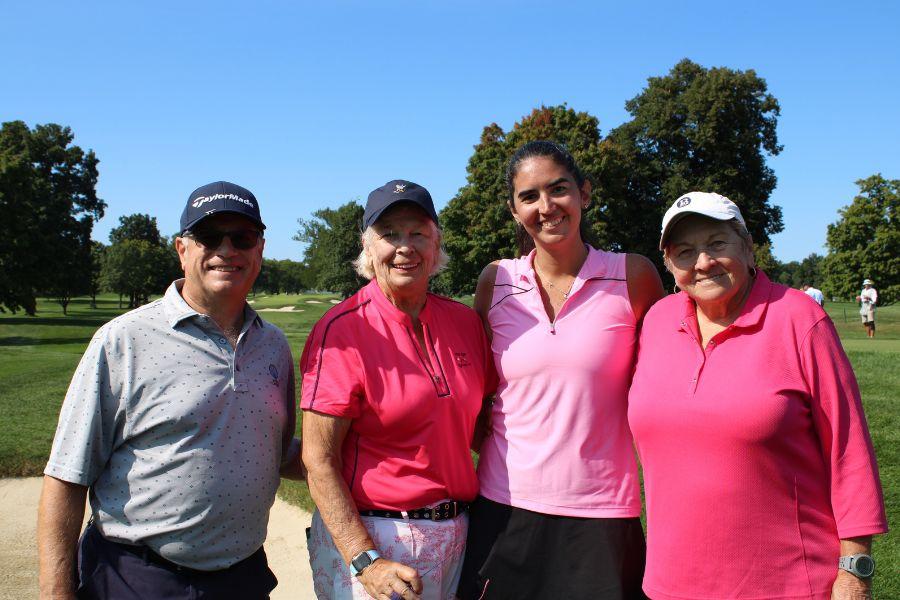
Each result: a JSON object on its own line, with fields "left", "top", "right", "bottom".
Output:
{"left": 3, "top": 1, "right": 898, "bottom": 264}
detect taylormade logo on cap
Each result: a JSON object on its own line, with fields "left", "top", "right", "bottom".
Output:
{"left": 181, "top": 181, "right": 265, "bottom": 233}
{"left": 191, "top": 193, "right": 255, "bottom": 209}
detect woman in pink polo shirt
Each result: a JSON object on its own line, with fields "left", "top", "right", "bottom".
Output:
{"left": 628, "top": 192, "right": 887, "bottom": 599}
{"left": 458, "top": 141, "right": 664, "bottom": 599}
{"left": 300, "top": 180, "right": 496, "bottom": 600}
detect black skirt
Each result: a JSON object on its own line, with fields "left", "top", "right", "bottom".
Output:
{"left": 458, "top": 496, "right": 647, "bottom": 600}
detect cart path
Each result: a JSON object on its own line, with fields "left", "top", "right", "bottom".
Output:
{"left": 0, "top": 477, "right": 315, "bottom": 600}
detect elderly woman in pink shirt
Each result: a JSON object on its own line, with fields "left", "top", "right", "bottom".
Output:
{"left": 628, "top": 192, "right": 888, "bottom": 599}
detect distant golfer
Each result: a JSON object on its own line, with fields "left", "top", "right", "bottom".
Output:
{"left": 857, "top": 278, "right": 877, "bottom": 338}
{"left": 802, "top": 283, "right": 825, "bottom": 306}
{"left": 38, "top": 181, "right": 304, "bottom": 600}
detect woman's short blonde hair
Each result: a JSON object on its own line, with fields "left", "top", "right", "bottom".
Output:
{"left": 352, "top": 221, "right": 450, "bottom": 280}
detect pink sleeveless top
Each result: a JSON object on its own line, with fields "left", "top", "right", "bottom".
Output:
{"left": 477, "top": 246, "right": 641, "bottom": 517}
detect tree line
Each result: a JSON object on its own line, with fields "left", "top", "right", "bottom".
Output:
{"left": 1, "top": 59, "right": 896, "bottom": 314}
{"left": 66, "top": 212, "right": 318, "bottom": 313}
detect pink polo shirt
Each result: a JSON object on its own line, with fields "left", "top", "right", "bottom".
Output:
{"left": 477, "top": 246, "right": 642, "bottom": 517}
{"left": 300, "top": 280, "right": 495, "bottom": 511}
{"left": 628, "top": 272, "right": 887, "bottom": 599}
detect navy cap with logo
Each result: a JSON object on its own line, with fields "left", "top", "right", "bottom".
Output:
{"left": 180, "top": 181, "right": 266, "bottom": 233}
{"left": 363, "top": 180, "right": 439, "bottom": 230}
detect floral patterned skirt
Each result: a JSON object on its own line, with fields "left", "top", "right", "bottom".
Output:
{"left": 308, "top": 506, "right": 468, "bottom": 599}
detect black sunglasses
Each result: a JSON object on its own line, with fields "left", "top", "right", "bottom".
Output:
{"left": 185, "top": 228, "right": 262, "bottom": 250}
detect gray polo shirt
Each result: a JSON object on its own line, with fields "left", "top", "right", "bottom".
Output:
{"left": 45, "top": 280, "right": 295, "bottom": 570}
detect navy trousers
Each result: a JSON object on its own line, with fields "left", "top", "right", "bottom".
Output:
{"left": 75, "top": 524, "right": 278, "bottom": 600}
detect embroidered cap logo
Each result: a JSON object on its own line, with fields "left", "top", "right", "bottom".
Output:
{"left": 676, "top": 196, "right": 691, "bottom": 208}
{"left": 191, "top": 193, "right": 256, "bottom": 209}
{"left": 393, "top": 184, "right": 406, "bottom": 194}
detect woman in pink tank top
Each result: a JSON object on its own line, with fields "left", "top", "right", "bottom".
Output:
{"left": 457, "top": 141, "right": 664, "bottom": 599}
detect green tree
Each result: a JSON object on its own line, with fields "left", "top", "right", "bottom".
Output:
{"left": 102, "top": 240, "right": 176, "bottom": 308}
{"left": 294, "top": 201, "right": 366, "bottom": 298}
{"left": 822, "top": 175, "right": 899, "bottom": 304}
{"left": 438, "top": 106, "right": 606, "bottom": 294}
{"left": 777, "top": 253, "right": 825, "bottom": 289}
{"left": 0, "top": 121, "right": 105, "bottom": 314}
{"left": 753, "top": 243, "right": 780, "bottom": 278}
{"left": 101, "top": 214, "right": 179, "bottom": 307}
{"left": 280, "top": 259, "right": 313, "bottom": 294}
{"left": 109, "top": 213, "right": 166, "bottom": 246}
{"left": 89, "top": 241, "right": 106, "bottom": 308}
{"left": 605, "top": 59, "right": 784, "bottom": 264}
{"left": 254, "top": 259, "right": 313, "bottom": 295}
{"left": 46, "top": 223, "right": 94, "bottom": 315}
{"left": 438, "top": 60, "right": 785, "bottom": 294}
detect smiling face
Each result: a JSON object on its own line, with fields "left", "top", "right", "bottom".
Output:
{"left": 665, "top": 215, "right": 755, "bottom": 314}
{"left": 175, "top": 213, "right": 264, "bottom": 309}
{"left": 367, "top": 203, "right": 438, "bottom": 305}
{"left": 509, "top": 156, "right": 590, "bottom": 251}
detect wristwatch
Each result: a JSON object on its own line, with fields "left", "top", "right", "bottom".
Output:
{"left": 349, "top": 549, "right": 382, "bottom": 577}
{"left": 838, "top": 553, "right": 875, "bottom": 578}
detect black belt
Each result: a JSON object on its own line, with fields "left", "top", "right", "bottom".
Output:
{"left": 93, "top": 525, "right": 260, "bottom": 575}
{"left": 360, "top": 501, "right": 470, "bottom": 521}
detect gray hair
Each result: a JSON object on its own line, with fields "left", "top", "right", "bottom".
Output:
{"left": 352, "top": 221, "right": 450, "bottom": 280}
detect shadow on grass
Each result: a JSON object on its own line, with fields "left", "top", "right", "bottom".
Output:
{"left": 0, "top": 336, "right": 93, "bottom": 347}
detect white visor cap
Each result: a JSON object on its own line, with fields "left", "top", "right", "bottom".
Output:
{"left": 659, "top": 191, "right": 746, "bottom": 250}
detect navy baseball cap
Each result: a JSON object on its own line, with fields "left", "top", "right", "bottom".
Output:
{"left": 363, "top": 180, "right": 439, "bottom": 230}
{"left": 180, "top": 181, "right": 266, "bottom": 233}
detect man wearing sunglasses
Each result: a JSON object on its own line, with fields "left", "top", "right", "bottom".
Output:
{"left": 38, "top": 181, "right": 303, "bottom": 600}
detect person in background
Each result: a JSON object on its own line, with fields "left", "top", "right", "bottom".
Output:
{"left": 300, "top": 180, "right": 496, "bottom": 600}
{"left": 38, "top": 181, "right": 304, "bottom": 600}
{"left": 458, "top": 141, "right": 664, "bottom": 599}
{"left": 628, "top": 191, "right": 887, "bottom": 599}
{"left": 802, "top": 283, "right": 825, "bottom": 306}
{"left": 857, "top": 279, "right": 877, "bottom": 338}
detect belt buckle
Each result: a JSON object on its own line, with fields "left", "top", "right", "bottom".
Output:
{"left": 432, "top": 502, "right": 452, "bottom": 521}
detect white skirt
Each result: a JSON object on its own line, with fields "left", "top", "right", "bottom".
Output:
{"left": 308, "top": 506, "right": 468, "bottom": 600}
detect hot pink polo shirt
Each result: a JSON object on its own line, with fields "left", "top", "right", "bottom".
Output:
{"left": 300, "top": 280, "right": 496, "bottom": 511}
{"left": 628, "top": 272, "right": 887, "bottom": 599}
{"left": 477, "top": 247, "right": 642, "bottom": 517}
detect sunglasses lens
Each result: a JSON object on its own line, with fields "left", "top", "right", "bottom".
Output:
{"left": 229, "top": 230, "right": 261, "bottom": 249}
{"left": 193, "top": 231, "right": 225, "bottom": 248}
{"left": 191, "top": 229, "right": 259, "bottom": 249}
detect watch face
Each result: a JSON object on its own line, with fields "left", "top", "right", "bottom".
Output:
{"left": 351, "top": 553, "right": 372, "bottom": 571}
{"left": 855, "top": 555, "right": 875, "bottom": 577}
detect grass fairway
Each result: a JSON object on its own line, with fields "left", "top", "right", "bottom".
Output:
{"left": 1, "top": 294, "right": 896, "bottom": 594}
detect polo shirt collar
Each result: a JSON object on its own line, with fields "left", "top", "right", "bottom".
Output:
{"left": 731, "top": 270, "right": 772, "bottom": 330}
{"left": 364, "top": 279, "right": 433, "bottom": 326}
{"left": 677, "top": 270, "right": 773, "bottom": 335}
{"left": 162, "top": 279, "right": 262, "bottom": 330}
{"left": 517, "top": 245, "right": 605, "bottom": 297}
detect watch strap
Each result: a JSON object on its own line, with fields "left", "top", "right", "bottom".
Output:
{"left": 349, "top": 549, "right": 381, "bottom": 577}
{"left": 838, "top": 553, "right": 875, "bottom": 578}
